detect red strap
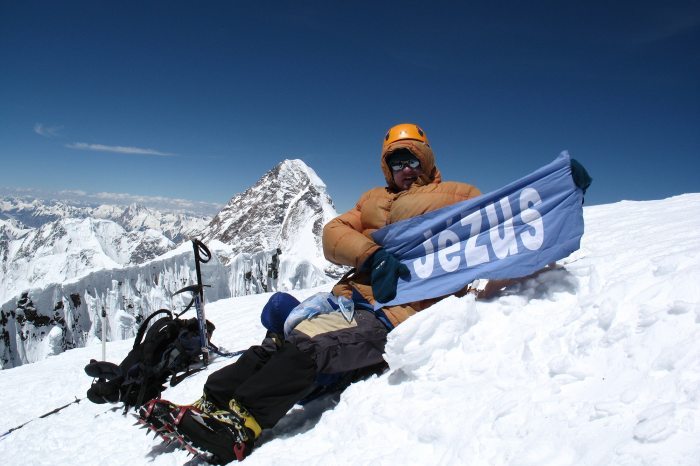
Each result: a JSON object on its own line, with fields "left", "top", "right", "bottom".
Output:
{"left": 234, "top": 443, "right": 246, "bottom": 461}
{"left": 174, "top": 406, "right": 188, "bottom": 425}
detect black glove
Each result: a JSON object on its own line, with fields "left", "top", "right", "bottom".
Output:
{"left": 570, "top": 158, "right": 592, "bottom": 194}
{"left": 369, "top": 248, "right": 410, "bottom": 303}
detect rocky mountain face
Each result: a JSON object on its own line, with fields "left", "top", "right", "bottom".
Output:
{"left": 203, "top": 159, "right": 335, "bottom": 256}
{"left": 0, "top": 159, "right": 344, "bottom": 369}
{"left": 201, "top": 159, "right": 345, "bottom": 295}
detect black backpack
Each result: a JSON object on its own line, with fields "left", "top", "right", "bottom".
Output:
{"left": 85, "top": 309, "right": 215, "bottom": 410}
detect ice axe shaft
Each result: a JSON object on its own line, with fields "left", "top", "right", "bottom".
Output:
{"left": 192, "top": 239, "right": 211, "bottom": 365}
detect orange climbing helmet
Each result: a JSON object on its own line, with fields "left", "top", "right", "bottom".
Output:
{"left": 382, "top": 123, "right": 430, "bottom": 149}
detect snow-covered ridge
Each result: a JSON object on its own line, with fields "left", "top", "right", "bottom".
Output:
{"left": 0, "top": 217, "right": 176, "bottom": 306}
{"left": 0, "top": 196, "right": 210, "bottom": 305}
{"left": 0, "top": 193, "right": 697, "bottom": 464}
{"left": 0, "top": 196, "right": 211, "bottom": 242}
{"left": 0, "top": 159, "right": 341, "bottom": 369}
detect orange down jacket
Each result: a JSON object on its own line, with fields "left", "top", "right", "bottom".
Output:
{"left": 322, "top": 139, "right": 481, "bottom": 327}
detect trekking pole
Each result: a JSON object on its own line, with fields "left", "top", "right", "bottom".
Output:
{"left": 101, "top": 305, "right": 107, "bottom": 361}
{"left": 192, "top": 239, "right": 212, "bottom": 366}
{"left": 0, "top": 397, "right": 82, "bottom": 441}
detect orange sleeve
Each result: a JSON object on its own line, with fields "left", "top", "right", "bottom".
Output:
{"left": 322, "top": 194, "right": 381, "bottom": 269}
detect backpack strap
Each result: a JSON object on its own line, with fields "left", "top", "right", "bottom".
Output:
{"left": 133, "top": 374, "right": 152, "bottom": 409}
{"left": 169, "top": 367, "right": 205, "bottom": 387}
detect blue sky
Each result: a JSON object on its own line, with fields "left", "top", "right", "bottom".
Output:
{"left": 1, "top": 1, "right": 698, "bottom": 215}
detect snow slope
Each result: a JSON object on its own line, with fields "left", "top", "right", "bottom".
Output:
{"left": 0, "top": 194, "right": 698, "bottom": 465}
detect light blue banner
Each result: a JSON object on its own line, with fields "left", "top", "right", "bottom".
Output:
{"left": 371, "top": 152, "right": 584, "bottom": 308}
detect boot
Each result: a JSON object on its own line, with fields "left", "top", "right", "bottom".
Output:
{"left": 138, "top": 396, "right": 261, "bottom": 463}
{"left": 173, "top": 398, "right": 261, "bottom": 463}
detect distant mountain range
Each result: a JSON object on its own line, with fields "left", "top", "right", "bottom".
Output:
{"left": 0, "top": 159, "right": 342, "bottom": 368}
{"left": 0, "top": 198, "right": 210, "bottom": 306}
{"left": 0, "top": 196, "right": 210, "bottom": 242}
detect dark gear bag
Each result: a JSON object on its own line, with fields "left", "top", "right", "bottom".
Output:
{"left": 84, "top": 309, "right": 215, "bottom": 410}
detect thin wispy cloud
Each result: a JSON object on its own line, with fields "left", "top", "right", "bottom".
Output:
{"left": 33, "top": 123, "right": 63, "bottom": 138}
{"left": 66, "top": 142, "right": 176, "bottom": 157}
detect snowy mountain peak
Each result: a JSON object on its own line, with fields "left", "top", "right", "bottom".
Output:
{"left": 278, "top": 158, "right": 327, "bottom": 190}
{"left": 0, "top": 218, "right": 31, "bottom": 241}
{"left": 201, "top": 159, "right": 337, "bottom": 259}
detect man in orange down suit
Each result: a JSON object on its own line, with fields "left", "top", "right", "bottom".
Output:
{"left": 323, "top": 122, "right": 481, "bottom": 327}
{"left": 138, "top": 123, "right": 482, "bottom": 463}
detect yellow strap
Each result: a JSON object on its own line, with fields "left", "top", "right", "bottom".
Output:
{"left": 229, "top": 400, "right": 262, "bottom": 439}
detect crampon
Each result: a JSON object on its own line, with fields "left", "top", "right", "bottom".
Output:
{"left": 135, "top": 398, "right": 253, "bottom": 464}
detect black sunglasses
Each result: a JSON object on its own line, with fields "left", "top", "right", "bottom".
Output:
{"left": 389, "top": 159, "right": 421, "bottom": 171}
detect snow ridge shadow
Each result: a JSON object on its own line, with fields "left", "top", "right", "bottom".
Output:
{"left": 259, "top": 392, "right": 341, "bottom": 445}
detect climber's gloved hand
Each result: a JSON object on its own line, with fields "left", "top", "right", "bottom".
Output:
{"left": 369, "top": 248, "right": 410, "bottom": 303}
{"left": 570, "top": 158, "right": 592, "bottom": 194}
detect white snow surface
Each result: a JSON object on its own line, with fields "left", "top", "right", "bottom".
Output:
{"left": 1, "top": 194, "right": 699, "bottom": 465}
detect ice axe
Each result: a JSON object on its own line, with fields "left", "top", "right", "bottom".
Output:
{"left": 173, "top": 239, "right": 212, "bottom": 366}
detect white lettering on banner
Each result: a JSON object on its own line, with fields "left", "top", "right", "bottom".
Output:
{"left": 411, "top": 188, "right": 546, "bottom": 278}
{"left": 437, "top": 229, "right": 461, "bottom": 272}
{"left": 462, "top": 209, "right": 489, "bottom": 267}
{"left": 413, "top": 230, "right": 435, "bottom": 278}
{"left": 485, "top": 197, "right": 518, "bottom": 259}
{"left": 519, "top": 187, "right": 544, "bottom": 251}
